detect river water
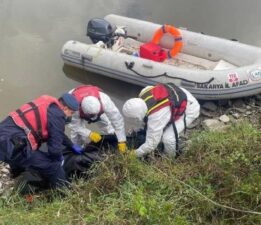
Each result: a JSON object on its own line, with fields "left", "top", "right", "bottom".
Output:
{"left": 0, "top": 0, "right": 261, "bottom": 119}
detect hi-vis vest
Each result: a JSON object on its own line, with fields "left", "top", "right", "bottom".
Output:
{"left": 9, "top": 95, "right": 63, "bottom": 150}
{"left": 72, "top": 85, "right": 104, "bottom": 122}
{"left": 139, "top": 83, "right": 187, "bottom": 155}
{"left": 139, "top": 83, "right": 187, "bottom": 121}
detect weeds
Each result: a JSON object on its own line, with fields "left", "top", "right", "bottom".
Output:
{"left": 0, "top": 121, "right": 260, "bottom": 224}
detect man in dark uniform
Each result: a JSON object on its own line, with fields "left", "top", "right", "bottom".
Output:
{"left": 0, "top": 93, "right": 80, "bottom": 188}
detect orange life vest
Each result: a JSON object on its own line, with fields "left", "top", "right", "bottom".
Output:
{"left": 72, "top": 85, "right": 104, "bottom": 122}
{"left": 9, "top": 95, "right": 63, "bottom": 150}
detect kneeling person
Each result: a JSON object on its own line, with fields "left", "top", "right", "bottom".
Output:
{"left": 0, "top": 93, "right": 79, "bottom": 188}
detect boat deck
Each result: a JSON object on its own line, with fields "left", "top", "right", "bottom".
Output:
{"left": 112, "top": 37, "right": 237, "bottom": 71}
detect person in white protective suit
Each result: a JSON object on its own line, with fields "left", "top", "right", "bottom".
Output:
{"left": 122, "top": 83, "right": 200, "bottom": 158}
{"left": 68, "top": 85, "right": 127, "bottom": 153}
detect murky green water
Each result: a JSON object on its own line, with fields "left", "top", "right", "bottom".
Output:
{"left": 0, "top": 0, "right": 261, "bottom": 119}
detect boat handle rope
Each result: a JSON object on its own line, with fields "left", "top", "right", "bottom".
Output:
{"left": 125, "top": 61, "right": 214, "bottom": 85}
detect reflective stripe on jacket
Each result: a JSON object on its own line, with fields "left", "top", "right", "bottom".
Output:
{"left": 139, "top": 83, "right": 187, "bottom": 121}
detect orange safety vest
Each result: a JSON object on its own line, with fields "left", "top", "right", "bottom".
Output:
{"left": 72, "top": 85, "right": 104, "bottom": 122}
{"left": 9, "top": 95, "right": 63, "bottom": 150}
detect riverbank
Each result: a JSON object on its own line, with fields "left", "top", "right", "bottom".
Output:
{"left": 0, "top": 95, "right": 260, "bottom": 224}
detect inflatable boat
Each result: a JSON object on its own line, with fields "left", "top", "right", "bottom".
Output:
{"left": 61, "top": 14, "right": 261, "bottom": 100}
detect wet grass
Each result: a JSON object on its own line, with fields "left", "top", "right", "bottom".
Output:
{"left": 0, "top": 121, "right": 260, "bottom": 225}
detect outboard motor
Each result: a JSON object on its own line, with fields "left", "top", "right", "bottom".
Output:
{"left": 87, "top": 18, "right": 116, "bottom": 47}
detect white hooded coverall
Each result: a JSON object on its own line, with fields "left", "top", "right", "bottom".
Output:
{"left": 135, "top": 86, "right": 200, "bottom": 157}
{"left": 68, "top": 91, "right": 126, "bottom": 146}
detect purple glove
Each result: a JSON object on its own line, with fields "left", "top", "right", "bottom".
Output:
{"left": 71, "top": 144, "right": 84, "bottom": 154}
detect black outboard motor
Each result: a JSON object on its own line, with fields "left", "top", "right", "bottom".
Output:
{"left": 87, "top": 18, "right": 116, "bottom": 47}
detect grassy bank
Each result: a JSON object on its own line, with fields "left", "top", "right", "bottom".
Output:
{"left": 0, "top": 121, "right": 260, "bottom": 225}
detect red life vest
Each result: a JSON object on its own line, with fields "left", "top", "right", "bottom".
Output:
{"left": 139, "top": 83, "right": 188, "bottom": 155}
{"left": 139, "top": 83, "right": 187, "bottom": 121}
{"left": 9, "top": 95, "right": 63, "bottom": 150}
{"left": 72, "top": 85, "right": 104, "bottom": 122}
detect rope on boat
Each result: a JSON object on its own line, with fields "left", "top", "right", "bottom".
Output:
{"left": 125, "top": 61, "right": 215, "bottom": 85}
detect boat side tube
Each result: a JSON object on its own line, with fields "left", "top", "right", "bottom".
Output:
{"left": 61, "top": 40, "right": 261, "bottom": 100}
{"left": 105, "top": 14, "right": 261, "bottom": 66}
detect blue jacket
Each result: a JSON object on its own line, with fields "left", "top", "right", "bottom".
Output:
{"left": 0, "top": 103, "right": 72, "bottom": 162}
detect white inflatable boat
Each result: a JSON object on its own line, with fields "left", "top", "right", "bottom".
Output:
{"left": 61, "top": 14, "right": 261, "bottom": 100}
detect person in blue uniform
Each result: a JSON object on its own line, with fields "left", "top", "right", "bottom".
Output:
{"left": 0, "top": 93, "right": 79, "bottom": 188}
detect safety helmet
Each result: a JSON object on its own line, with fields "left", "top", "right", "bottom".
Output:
{"left": 81, "top": 96, "right": 101, "bottom": 115}
{"left": 122, "top": 98, "right": 148, "bottom": 121}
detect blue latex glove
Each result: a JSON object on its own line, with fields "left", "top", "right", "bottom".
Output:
{"left": 71, "top": 144, "right": 84, "bottom": 155}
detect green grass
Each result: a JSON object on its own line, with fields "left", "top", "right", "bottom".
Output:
{"left": 0, "top": 121, "right": 260, "bottom": 225}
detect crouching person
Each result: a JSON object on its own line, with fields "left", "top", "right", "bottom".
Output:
{"left": 68, "top": 85, "right": 127, "bottom": 153}
{"left": 0, "top": 93, "right": 79, "bottom": 188}
{"left": 122, "top": 83, "right": 200, "bottom": 158}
